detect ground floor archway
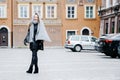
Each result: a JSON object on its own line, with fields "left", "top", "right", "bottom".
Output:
{"left": 81, "top": 27, "right": 92, "bottom": 36}
{"left": 0, "top": 27, "right": 8, "bottom": 46}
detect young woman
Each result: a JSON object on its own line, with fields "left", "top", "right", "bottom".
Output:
{"left": 24, "top": 13, "right": 51, "bottom": 74}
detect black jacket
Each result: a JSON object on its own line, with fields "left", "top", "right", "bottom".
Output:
{"left": 30, "top": 40, "right": 44, "bottom": 51}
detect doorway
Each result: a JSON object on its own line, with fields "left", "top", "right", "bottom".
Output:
{"left": 0, "top": 27, "right": 8, "bottom": 46}
{"left": 82, "top": 29, "right": 89, "bottom": 35}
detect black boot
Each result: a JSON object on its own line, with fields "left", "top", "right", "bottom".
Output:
{"left": 26, "top": 65, "right": 33, "bottom": 73}
{"left": 34, "top": 65, "right": 39, "bottom": 74}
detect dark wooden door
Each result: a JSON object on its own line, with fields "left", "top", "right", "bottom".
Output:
{"left": 82, "top": 29, "right": 89, "bottom": 35}
{"left": 0, "top": 28, "right": 8, "bottom": 46}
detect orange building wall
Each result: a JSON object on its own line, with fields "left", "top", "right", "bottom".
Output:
{"left": 0, "top": 0, "right": 13, "bottom": 47}
{"left": 61, "top": 0, "right": 101, "bottom": 46}
{"left": 13, "top": 0, "right": 100, "bottom": 47}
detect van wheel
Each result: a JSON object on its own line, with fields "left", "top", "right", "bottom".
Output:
{"left": 70, "top": 49, "right": 76, "bottom": 52}
{"left": 74, "top": 45, "right": 82, "bottom": 52}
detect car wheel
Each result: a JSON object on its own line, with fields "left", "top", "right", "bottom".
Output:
{"left": 110, "top": 48, "right": 118, "bottom": 58}
{"left": 74, "top": 45, "right": 82, "bottom": 52}
{"left": 104, "top": 52, "right": 110, "bottom": 56}
{"left": 118, "top": 54, "right": 120, "bottom": 58}
{"left": 117, "top": 46, "right": 120, "bottom": 58}
{"left": 70, "top": 49, "right": 76, "bottom": 52}
{"left": 111, "top": 55, "right": 117, "bottom": 58}
{"left": 110, "top": 53, "right": 117, "bottom": 58}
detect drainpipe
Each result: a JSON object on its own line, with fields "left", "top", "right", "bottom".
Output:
{"left": 11, "top": 0, "right": 13, "bottom": 48}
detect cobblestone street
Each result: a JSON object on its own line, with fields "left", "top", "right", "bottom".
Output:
{"left": 0, "top": 48, "right": 120, "bottom": 80}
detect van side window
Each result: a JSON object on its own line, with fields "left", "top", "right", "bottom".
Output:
{"left": 71, "top": 36, "right": 79, "bottom": 41}
{"left": 81, "top": 36, "right": 89, "bottom": 42}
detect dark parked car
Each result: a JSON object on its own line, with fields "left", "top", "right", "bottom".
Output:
{"left": 95, "top": 34, "right": 115, "bottom": 53}
{"left": 98, "top": 33, "right": 120, "bottom": 58}
{"left": 117, "top": 42, "right": 120, "bottom": 58}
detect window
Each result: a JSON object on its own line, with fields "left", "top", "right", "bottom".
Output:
{"left": 0, "top": 0, "right": 6, "bottom": 2}
{"left": 105, "top": 23, "right": 108, "bottom": 34}
{"left": 66, "top": 30, "right": 76, "bottom": 39}
{"left": 71, "top": 36, "right": 79, "bottom": 41}
{"left": 86, "top": 0, "right": 94, "bottom": 3}
{"left": 18, "top": 4, "right": 29, "bottom": 18}
{"left": 67, "top": 0, "right": 76, "bottom": 3}
{"left": 66, "top": 5, "right": 77, "bottom": 19}
{"left": 81, "top": 36, "right": 89, "bottom": 42}
{"left": 118, "top": 20, "right": 120, "bottom": 33}
{"left": 45, "top": 4, "right": 57, "bottom": 19}
{"left": 32, "top": 4, "right": 43, "bottom": 18}
{"left": 85, "top": 5, "right": 95, "bottom": 19}
{"left": 0, "top": 4, "right": 7, "bottom": 18}
{"left": 91, "top": 37, "right": 97, "bottom": 42}
{"left": 111, "top": 22, "right": 115, "bottom": 33}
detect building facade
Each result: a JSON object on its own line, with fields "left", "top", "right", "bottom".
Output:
{"left": 61, "top": 0, "right": 101, "bottom": 45}
{"left": 13, "top": 0, "right": 63, "bottom": 47}
{"left": 0, "top": 0, "right": 101, "bottom": 48}
{"left": 0, "top": 0, "right": 13, "bottom": 48}
{"left": 99, "top": 0, "right": 120, "bottom": 36}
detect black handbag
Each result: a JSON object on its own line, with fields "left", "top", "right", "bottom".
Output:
{"left": 37, "top": 40, "right": 44, "bottom": 50}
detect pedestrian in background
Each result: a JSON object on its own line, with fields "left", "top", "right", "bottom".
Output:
{"left": 24, "top": 13, "right": 51, "bottom": 74}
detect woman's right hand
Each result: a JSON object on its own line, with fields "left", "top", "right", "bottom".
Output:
{"left": 24, "top": 39, "right": 27, "bottom": 46}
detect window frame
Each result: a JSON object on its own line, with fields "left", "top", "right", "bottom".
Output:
{"left": 32, "top": 4, "right": 43, "bottom": 18}
{"left": 66, "top": 30, "right": 77, "bottom": 39}
{"left": 84, "top": 5, "right": 95, "bottom": 19}
{"left": 0, "top": 4, "right": 7, "bottom": 18}
{"left": 18, "top": 4, "right": 30, "bottom": 18}
{"left": 45, "top": 4, "right": 57, "bottom": 19}
{"left": 66, "top": 4, "right": 77, "bottom": 19}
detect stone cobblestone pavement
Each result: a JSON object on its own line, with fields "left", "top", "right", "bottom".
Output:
{"left": 0, "top": 48, "right": 120, "bottom": 80}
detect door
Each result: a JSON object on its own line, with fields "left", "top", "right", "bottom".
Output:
{"left": 80, "top": 36, "right": 91, "bottom": 49}
{"left": 89, "top": 37, "right": 97, "bottom": 49}
{"left": 80, "top": 36, "right": 96, "bottom": 49}
{"left": 0, "top": 28, "right": 8, "bottom": 46}
{"left": 82, "top": 29, "right": 89, "bottom": 35}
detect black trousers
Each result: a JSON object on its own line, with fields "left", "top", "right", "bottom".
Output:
{"left": 31, "top": 50, "right": 38, "bottom": 66}
{"left": 30, "top": 41, "right": 38, "bottom": 66}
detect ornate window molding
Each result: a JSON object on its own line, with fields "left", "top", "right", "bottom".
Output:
{"left": 78, "top": 0, "right": 83, "bottom": 6}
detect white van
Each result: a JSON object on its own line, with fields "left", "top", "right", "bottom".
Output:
{"left": 65, "top": 35, "right": 97, "bottom": 52}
